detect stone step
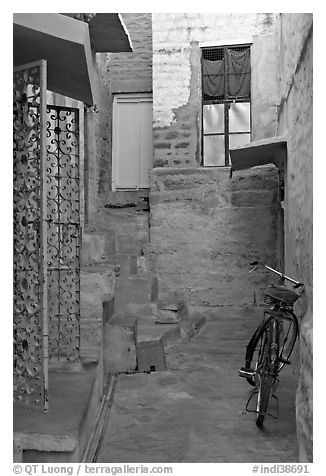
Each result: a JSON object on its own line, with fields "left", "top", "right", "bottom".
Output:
{"left": 136, "top": 339, "right": 167, "bottom": 372}
{"left": 137, "top": 318, "right": 182, "bottom": 345}
{"left": 102, "top": 190, "right": 150, "bottom": 212}
{"left": 92, "top": 209, "right": 150, "bottom": 255}
{"left": 103, "top": 316, "right": 137, "bottom": 374}
{"left": 82, "top": 230, "right": 116, "bottom": 265}
{"left": 114, "top": 274, "right": 158, "bottom": 314}
{"left": 14, "top": 366, "right": 102, "bottom": 463}
{"left": 102, "top": 300, "right": 208, "bottom": 376}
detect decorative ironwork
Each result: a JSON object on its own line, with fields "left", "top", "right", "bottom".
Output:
{"left": 13, "top": 61, "right": 48, "bottom": 409}
{"left": 46, "top": 106, "right": 81, "bottom": 362}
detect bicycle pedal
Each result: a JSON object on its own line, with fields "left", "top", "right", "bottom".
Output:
{"left": 279, "top": 357, "right": 291, "bottom": 365}
{"left": 238, "top": 367, "right": 255, "bottom": 378}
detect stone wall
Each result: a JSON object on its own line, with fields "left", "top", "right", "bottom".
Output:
{"left": 84, "top": 13, "right": 153, "bottom": 212}
{"left": 274, "top": 13, "right": 313, "bottom": 463}
{"left": 84, "top": 53, "right": 113, "bottom": 222}
{"left": 152, "top": 13, "right": 277, "bottom": 168}
{"left": 108, "top": 13, "right": 152, "bottom": 94}
{"left": 56, "top": 14, "right": 152, "bottom": 217}
{"left": 149, "top": 167, "right": 280, "bottom": 307}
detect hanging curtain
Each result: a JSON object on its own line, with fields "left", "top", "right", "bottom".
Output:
{"left": 202, "top": 58, "right": 225, "bottom": 98}
{"left": 227, "top": 48, "right": 250, "bottom": 98}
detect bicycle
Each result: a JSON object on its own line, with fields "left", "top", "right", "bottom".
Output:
{"left": 238, "top": 261, "right": 304, "bottom": 426}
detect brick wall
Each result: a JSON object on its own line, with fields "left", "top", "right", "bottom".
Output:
{"left": 152, "top": 13, "right": 277, "bottom": 167}
{"left": 108, "top": 13, "right": 152, "bottom": 93}
{"left": 274, "top": 14, "right": 313, "bottom": 463}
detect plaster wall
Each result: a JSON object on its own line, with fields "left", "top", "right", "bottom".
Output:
{"left": 152, "top": 13, "right": 277, "bottom": 167}
{"left": 251, "top": 33, "right": 279, "bottom": 140}
{"left": 274, "top": 13, "right": 313, "bottom": 463}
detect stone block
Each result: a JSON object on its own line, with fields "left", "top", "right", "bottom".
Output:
{"left": 136, "top": 339, "right": 167, "bottom": 372}
{"left": 103, "top": 322, "right": 137, "bottom": 373}
{"left": 80, "top": 268, "right": 116, "bottom": 321}
{"left": 80, "top": 318, "right": 103, "bottom": 360}
{"left": 103, "top": 298, "right": 115, "bottom": 325}
{"left": 82, "top": 231, "right": 116, "bottom": 265}
{"left": 114, "top": 274, "right": 159, "bottom": 314}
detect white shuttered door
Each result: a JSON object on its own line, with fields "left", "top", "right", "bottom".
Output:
{"left": 112, "top": 94, "right": 153, "bottom": 190}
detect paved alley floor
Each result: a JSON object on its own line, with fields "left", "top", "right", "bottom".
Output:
{"left": 96, "top": 309, "right": 299, "bottom": 463}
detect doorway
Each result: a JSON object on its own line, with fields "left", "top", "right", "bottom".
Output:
{"left": 112, "top": 93, "right": 153, "bottom": 191}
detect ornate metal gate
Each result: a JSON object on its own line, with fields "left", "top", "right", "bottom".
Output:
{"left": 13, "top": 61, "right": 48, "bottom": 410}
{"left": 14, "top": 62, "right": 81, "bottom": 411}
{"left": 46, "top": 105, "right": 81, "bottom": 364}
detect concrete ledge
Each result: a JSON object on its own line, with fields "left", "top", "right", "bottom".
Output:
{"left": 14, "top": 13, "right": 96, "bottom": 105}
{"left": 230, "top": 135, "right": 287, "bottom": 171}
{"left": 14, "top": 367, "right": 100, "bottom": 462}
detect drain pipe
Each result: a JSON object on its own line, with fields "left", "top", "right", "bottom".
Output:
{"left": 81, "top": 372, "right": 118, "bottom": 463}
{"left": 81, "top": 365, "right": 159, "bottom": 462}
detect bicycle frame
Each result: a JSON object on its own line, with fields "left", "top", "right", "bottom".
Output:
{"left": 239, "top": 261, "right": 303, "bottom": 425}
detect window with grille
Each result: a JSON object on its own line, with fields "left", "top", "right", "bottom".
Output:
{"left": 202, "top": 45, "right": 251, "bottom": 166}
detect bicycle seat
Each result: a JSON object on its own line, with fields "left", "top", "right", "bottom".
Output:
{"left": 264, "top": 284, "right": 300, "bottom": 305}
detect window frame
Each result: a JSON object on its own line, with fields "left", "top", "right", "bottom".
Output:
{"left": 201, "top": 43, "right": 252, "bottom": 167}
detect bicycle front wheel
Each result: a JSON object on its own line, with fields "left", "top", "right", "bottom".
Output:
{"left": 255, "top": 318, "right": 279, "bottom": 426}
{"left": 244, "top": 320, "right": 270, "bottom": 387}
{"left": 256, "top": 371, "right": 274, "bottom": 426}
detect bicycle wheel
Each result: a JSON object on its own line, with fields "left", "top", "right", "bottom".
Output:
{"left": 255, "top": 319, "right": 279, "bottom": 426}
{"left": 277, "top": 310, "right": 299, "bottom": 371}
{"left": 256, "top": 371, "right": 274, "bottom": 426}
{"left": 244, "top": 320, "right": 270, "bottom": 387}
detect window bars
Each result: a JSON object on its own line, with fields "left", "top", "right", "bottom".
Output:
{"left": 202, "top": 45, "right": 251, "bottom": 166}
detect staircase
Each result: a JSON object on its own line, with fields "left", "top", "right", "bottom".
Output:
{"left": 84, "top": 190, "right": 202, "bottom": 376}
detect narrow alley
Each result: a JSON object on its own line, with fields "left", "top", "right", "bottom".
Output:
{"left": 13, "top": 13, "right": 312, "bottom": 465}
{"left": 95, "top": 308, "right": 298, "bottom": 463}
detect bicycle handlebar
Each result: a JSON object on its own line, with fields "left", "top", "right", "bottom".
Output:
{"left": 249, "top": 261, "right": 304, "bottom": 288}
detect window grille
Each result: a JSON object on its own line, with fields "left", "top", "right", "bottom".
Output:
{"left": 202, "top": 45, "right": 251, "bottom": 166}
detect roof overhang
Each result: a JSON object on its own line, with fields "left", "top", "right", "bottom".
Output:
{"left": 88, "top": 13, "right": 133, "bottom": 52}
{"left": 230, "top": 136, "right": 287, "bottom": 172}
{"left": 13, "top": 13, "right": 96, "bottom": 105}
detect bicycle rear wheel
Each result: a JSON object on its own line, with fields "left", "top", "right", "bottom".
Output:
{"left": 277, "top": 310, "right": 299, "bottom": 371}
